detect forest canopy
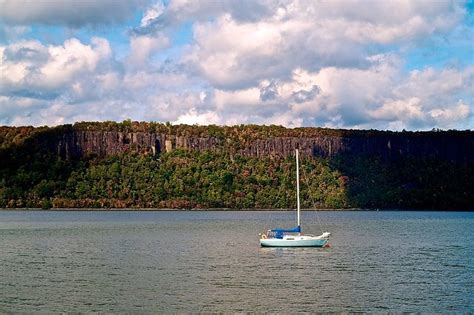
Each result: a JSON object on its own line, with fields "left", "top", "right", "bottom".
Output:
{"left": 0, "top": 122, "right": 472, "bottom": 210}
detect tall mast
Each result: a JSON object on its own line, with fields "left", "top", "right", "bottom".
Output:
{"left": 296, "top": 149, "right": 300, "bottom": 227}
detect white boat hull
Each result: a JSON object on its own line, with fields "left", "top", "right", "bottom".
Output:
{"left": 260, "top": 233, "right": 330, "bottom": 247}
{"left": 258, "top": 150, "right": 331, "bottom": 248}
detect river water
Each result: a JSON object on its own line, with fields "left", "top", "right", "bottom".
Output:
{"left": 0, "top": 210, "right": 472, "bottom": 312}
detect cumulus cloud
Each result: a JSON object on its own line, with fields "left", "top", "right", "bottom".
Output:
{"left": 141, "top": 2, "right": 165, "bottom": 27}
{"left": 429, "top": 102, "right": 470, "bottom": 127}
{"left": 175, "top": 108, "right": 221, "bottom": 125}
{"left": 370, "top": 98, "right": 425, "bottom": 124}
{"left": 0, "top": 35, "right": 207, "bottom": 126}
{"left": 0, "top": 38, "right": 113, "bottom": 99}
{"left": 202, "top": 59, "right": 473, "bottom": 130}
{"left": 128, "top": 34, "right": 170, "bottom": 66}
{"left": 260, "top": 80, "right": 279, "bottom": 101}
{"left": 291, "top": 85, "right": 320, "bottom": 104}
{"left": 181, "top": 1, "right": 464, "bottom": 90}
{"left": 0, "top": 0, "right": 472, "bottom": 130}
{"left": 134, "top": 0, "right": 277, "bottom": 33}
{"left": 0, "top": 37, "right": 124, "bottom": 125}
{"left": 0, "top": 0, "right": 146, "bottom": 27}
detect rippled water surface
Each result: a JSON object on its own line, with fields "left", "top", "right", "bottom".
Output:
{"left": 0, "top": 210, "right": 473, "bottom": 312}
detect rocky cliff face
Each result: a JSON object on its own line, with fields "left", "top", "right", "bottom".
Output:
{"left": 42, "top": 128, "right": 474, "bottom": 163}
{"left": 50, "top": 130, "right": 223, "bottom": 159}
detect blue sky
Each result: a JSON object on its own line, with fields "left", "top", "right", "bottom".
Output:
{"left": 0, "top": 0, "right": 473, "bottom": 130}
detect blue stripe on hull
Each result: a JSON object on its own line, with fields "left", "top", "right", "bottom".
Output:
{"left": 260, "top": 239, "right": 328, "bottom": 247}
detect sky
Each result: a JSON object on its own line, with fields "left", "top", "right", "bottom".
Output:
{"left": 0, "top": 0, "right": 473, "bottom": 130}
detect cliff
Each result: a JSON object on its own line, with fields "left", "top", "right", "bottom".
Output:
{"left": 24, "top": 124, "right": 473, "bottom": 163}
{"left": 1, "top": 122, "right": 472, "bottom": 210}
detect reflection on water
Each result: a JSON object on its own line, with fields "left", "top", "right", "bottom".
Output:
{"left": 0, "top": 210, "right": 472, "bottom": 312}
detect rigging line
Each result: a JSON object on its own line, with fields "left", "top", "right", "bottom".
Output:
{"left": 300, "top": 155, "right": 325, "bottom": 234}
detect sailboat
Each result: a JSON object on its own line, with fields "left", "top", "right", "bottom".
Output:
{"left": 259, "top": 149, "right": 331, "bottom": 247}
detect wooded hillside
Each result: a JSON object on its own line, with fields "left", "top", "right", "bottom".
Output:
{"left": 1, "top": 122, "right": 472, "bottom": 209}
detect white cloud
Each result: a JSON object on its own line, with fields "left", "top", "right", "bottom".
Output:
{"left": 192, "top": 60, "right": 473, "bottom": 130}
{"left": 0, "top": 0, "right": 471, "bottom": 130}
{"left": 429, "top": 102, "right": 470, "bottom": 127}
{"left": 0, "top": 0, "right": 146, "bottom": 27}
{"left": 370, "top": 98, "right": 425, "bottom": 122}
{"left": 41, "top": 38, "right": 110, "bottom": 88}
{"left": 394, "top": 67, "right": 474, "bottom": 108}
{"left": 139, "top": 0, "right": 277, "bottom": 29}
{"left": 141, "top": 2, "right": 165, "bottom": 27}
{"left": 128, "top": 34, "right": 169, "bottom": 66}
{"left": 175, "top": 108, "right": 221, "bottom": 125}
{"left": 0, "top": 37, "right": 113, "bottom": 97}
{"left": 214, "top": 88, "right": 262, "bottom": 112}
{"left": 182, "top": 1, "right": 464, "bottom": 90}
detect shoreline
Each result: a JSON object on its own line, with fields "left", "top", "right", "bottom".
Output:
{"left": 1, "top": 208, "right": 472, "bottom": 212}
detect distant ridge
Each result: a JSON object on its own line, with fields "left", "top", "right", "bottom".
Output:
{"left": 1, "top": 122, "right": 472, "bottom": 162}
{"left": 1, "top": 122, "right": 472, "bottom": 210}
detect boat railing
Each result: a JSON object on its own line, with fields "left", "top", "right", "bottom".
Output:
{"left": 266, "top": 230, "right": 301, "bottom": 239}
